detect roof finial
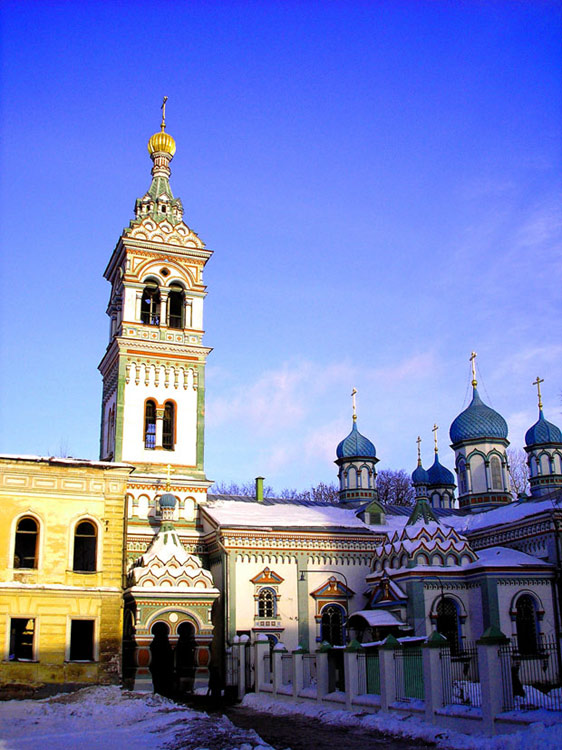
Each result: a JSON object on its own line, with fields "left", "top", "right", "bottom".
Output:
{"left": 351, "top": 387, "right": 357, "bottom": 422}
{"left": 160, "top": 95, "right": 168, "bottom": 132}
{"left": 469, "top": 351, "right": 478, "bottom": 387}
{"left": 165, "top": 463, "right": 172, "bottom": 491}
{"left": 416, "top": 435, "right": 422, "bottom": 465}
{"left": 432, "top": 423, "right": 439, "bottom": 453}
{"left": 532, "top": 376, "right": 544, "bottom": 411}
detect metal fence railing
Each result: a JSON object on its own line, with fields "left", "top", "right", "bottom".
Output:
{"left": 394, "top": 647, "right": 424, "bottom": 700}
{"left": 302, "top": 654, "right": 317, "bottom": 688}
{"left": 225, "top": 649, "right": 238, "bottom": 687}
{"left": 263, "top": 653, "right": 272, "bottom": 684}
{"left": 357, "top": 653, "right": 366, "bottom": 694}
{"left": 440, "top": 642, "right": 481, "bottom": 707}
{"left": 500, "top": 636, "right": 562, "bottom": 712}
{"left": 281, "top": 654, "right": 293, "bottom": 685}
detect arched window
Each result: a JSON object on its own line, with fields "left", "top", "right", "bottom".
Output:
{"left": 258, "top": 588, "right": 276, "bottom": 618}
{"left": 490, "top": 456, "right": 503, "bottom": 490}
{"left": 515, "top": 595, "right": 539, "bottom": 655}
{"left": 167, "top": 285, "right": 184, "bottom": 329}
{"left": 140, "top": 282, "right": 160, "bottom": 326}
{"left": 321, "top": 604, "right": 345, "bottom": 646}
{"left": 73, "top": 521, "right": 97, "bottom": 572}
{"left": 458, "top": 460, "right": 467, "bottom": 494}
{"left": 436, "top": 597, "right": 460, "bottom": 655}
{"left": 162, "top": 402, "right": 175, "bottom": 451}
{"left": 145, "top": 400, "right": 156, "bottom": 449}
{"left": 14, "top": 517, "right": 38, "bottom": 569}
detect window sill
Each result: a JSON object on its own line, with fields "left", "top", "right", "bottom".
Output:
{"left": 4, "top": 659, "right": 38, "bottom": 663}
{"left": 65, "top": 660, "right": 97, "bottom": 664}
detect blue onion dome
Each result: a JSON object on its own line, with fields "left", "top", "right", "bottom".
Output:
{"left": 159, "top": 492, "right": 177, "bottom": 509}
{"left": 336, "top": 421, "right": 376, "bottom": 459}
{"left": 412, "top": 463, "right": 429, "bottom": 485}
{"left": 525, "top": 410, "right": 562, "bottom": 446}
{"left": 449, "top": 387, "right": 508, "bottom": 444}
{"left": 427, "top": 452, "right": 456, "bottom": 486}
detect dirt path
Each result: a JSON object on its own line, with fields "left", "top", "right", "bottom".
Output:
{"left": 223, "top": 705, "right": 435, "bottom": 750}
{"left": 177, "top": 696, "right": 435, "bottom": 750}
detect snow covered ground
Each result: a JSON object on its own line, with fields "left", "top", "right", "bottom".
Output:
{"left": 242, "top": 693, "right": 562, "bottom": 750}
{"left": 0, "top": 686, "right": 272, "bottom": 750}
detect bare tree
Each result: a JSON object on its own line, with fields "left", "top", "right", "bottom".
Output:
{"left": 507, "top": 448, "right": 530, "bottom": 499}
{"left": 208, "top": 480, "right": 274, "bottom": 497}
{"left": 376, "top": 469, "right": 415, "bottom": 506}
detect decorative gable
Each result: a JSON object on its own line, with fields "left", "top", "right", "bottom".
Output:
{"left": 310, "top": 576, "right": 355, "bottom": 599}
{"left": 367, "top": 573, "right": 407, "bottom": 608}
{"left": 250, "top": 567, "right": 284, "bottom": 585}
{"left": 126, "top": 217, "right": 205, "bottom": 249}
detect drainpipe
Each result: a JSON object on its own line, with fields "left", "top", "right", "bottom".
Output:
{"left": 256, "top": 476, "right": 264, "bottom": 503}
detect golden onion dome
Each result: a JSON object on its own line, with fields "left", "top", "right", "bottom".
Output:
{"left": 148, "top": 129, "right": 176, "bottom": 156}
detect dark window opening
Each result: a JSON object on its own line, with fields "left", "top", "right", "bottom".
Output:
{"left": 9, "top": 618, "right": 35, "bottom": 661}
{"left": 437, "top": 597, "right": 460, "bottom": 655}
{"left": 70, "top": 619, "right": 95, "bottom": 661}
{"left": 491, "top": 456, "right": 503, "bottom": 490}
{"left": 168, "top": 287, "right": 184, "bottom": 329}
{"left": 258, "top": 588, "right": 275, "bottom": 618}
{"left": 14, "top": 517, "right": 38, "bottom": 569}
{"left": 163, "top": 402, "right": 175, "bottom": 451}
{"left": 145, "top": 400, "right": 156, "bottom": 449}
{"left": 140, "top": 283, "right": 160, "bottom": 326}
{"left": 321, "top": 605, "right": 345, "bottom": 646}
{"left": 73, "top": 521, "right": 97, "bottom": 572}
{"left": 516, "top": 595, "right": 539, "bottom": 655}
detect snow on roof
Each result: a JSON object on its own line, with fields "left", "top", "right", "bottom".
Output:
{"left": 203, "top": 499, "right": 372, "bottom": 530}
{"left": 0, "top": 453, "right": 132, "bottom": 469}
{"left": 447, "top": 496, "right": 560, "bottom": 534}
{"left": 348, "top": 610, "right": 405, "bottom": 627}
{"left": 466, "top": 546, "right": 552, "bottom": 569}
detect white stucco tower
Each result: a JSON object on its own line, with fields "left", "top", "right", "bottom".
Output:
{"left": 98, "top": 103, "right": 212, "bottom": 487}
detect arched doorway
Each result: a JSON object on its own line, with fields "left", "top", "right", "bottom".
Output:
{"left": 321, "top": 604, "right": 345, "bottom": 646}
{"left": 436, "top": 597, "right": 460, "bottom": 654}
{"left": 175, "top": 621, "right": 197, "bottom": 693}
{"left": 149, "top": 622, "right": 173, "bottom": 695}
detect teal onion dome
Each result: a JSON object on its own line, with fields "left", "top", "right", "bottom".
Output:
{"left": 449, "top": 387, "right": 508, "bottom": 444}
{"left": 525, "top": 410, "right": 562, "bottom": 446}
{"left": 336, "top": 421, "right": 376, "bottom": 459}
{"left": 427, "top": 452, "right": 456, "bottom": 486}
{"left": 412, "top": 463, "right": 429, "bottom": 485}
{"left": 159, "top": 492, "right": 177, "bottom": 509}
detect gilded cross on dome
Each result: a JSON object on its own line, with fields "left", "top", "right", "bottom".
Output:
{"left": 161, "top": 96, "right": 168, "bottom": 131}
{"left": 432, "top": 423, "right": 439, "bottom": 452}
{"left": 351, "top": 388, "right": 357, "bottom": 422}
{"left": 532, "top": 376, "right": 544, "bottom": 410}
{"left": 416, "top": 435, "right": 422, "bottom": 465}
{"left": 470, "top": 351, "right": 478, "bottom": 387}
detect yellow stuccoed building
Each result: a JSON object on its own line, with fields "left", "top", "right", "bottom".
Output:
{"left": 0, "top": 456, "right": 132, "bottom": 689}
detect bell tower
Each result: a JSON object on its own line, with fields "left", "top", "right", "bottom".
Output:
{"left": 98, "top": 100, "right": 212, "bottom": 484}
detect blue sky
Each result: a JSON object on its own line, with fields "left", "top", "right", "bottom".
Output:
{"left": 1, "top": 1, "right": 561, "bottom": 492}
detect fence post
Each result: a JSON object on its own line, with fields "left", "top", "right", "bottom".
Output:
{"left": 477, "top": 626, "right": 510, "bottom": 736}
{"left": 254, "top": 634, "right": 270, "bottom": 693}
{"left": 423, "top": 631, "right": 448, "bottom": 724}
{"left": 272, "top": 642, "right": 287, "bottom": 696}
{"left": 344, "top": 639, "right": 363, "bottom": 708}
{"left": 316, "top": 642, "right": 331, "bottom": 702}
{"left": 379, "top": 634, "right": 399, "bottom": 712}
{"left": 292, "top": 645, "right": 307, "bottom": 698}
{"left": 236, "top": 635, "right": 250, "bottom": 700}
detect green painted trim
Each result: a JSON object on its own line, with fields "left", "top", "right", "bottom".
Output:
{"left": 480, "top": 577, "right": 500, "bottom": 630}
{"left": 114, "top": 358, "right": 127, "bottom": 462}
{"left": 196, "top": 364, "right": 206, "bottom": 473}
{"left": 317, "top": 641, "right": 332, "bottom": 652}
{"left": 345, "top": 639, "right": 364, "bottom": 652}
{"left": 380, "top": 634, "right": 400, "bottom": 650}
{"left": 477, "top": 625, "right": 509, "bottom": 645}
{"left": 296, "top": 554, "right": 310, "bottom": 648}
{"left": 227, "top": 550, "right": 237, "bottom": 643}
{"left": 424, "top": 631, "right": 448, "bottom": 649}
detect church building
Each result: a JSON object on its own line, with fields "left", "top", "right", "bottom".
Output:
{"left": 1, "top": 108, "right": 561, "bottom": 694}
